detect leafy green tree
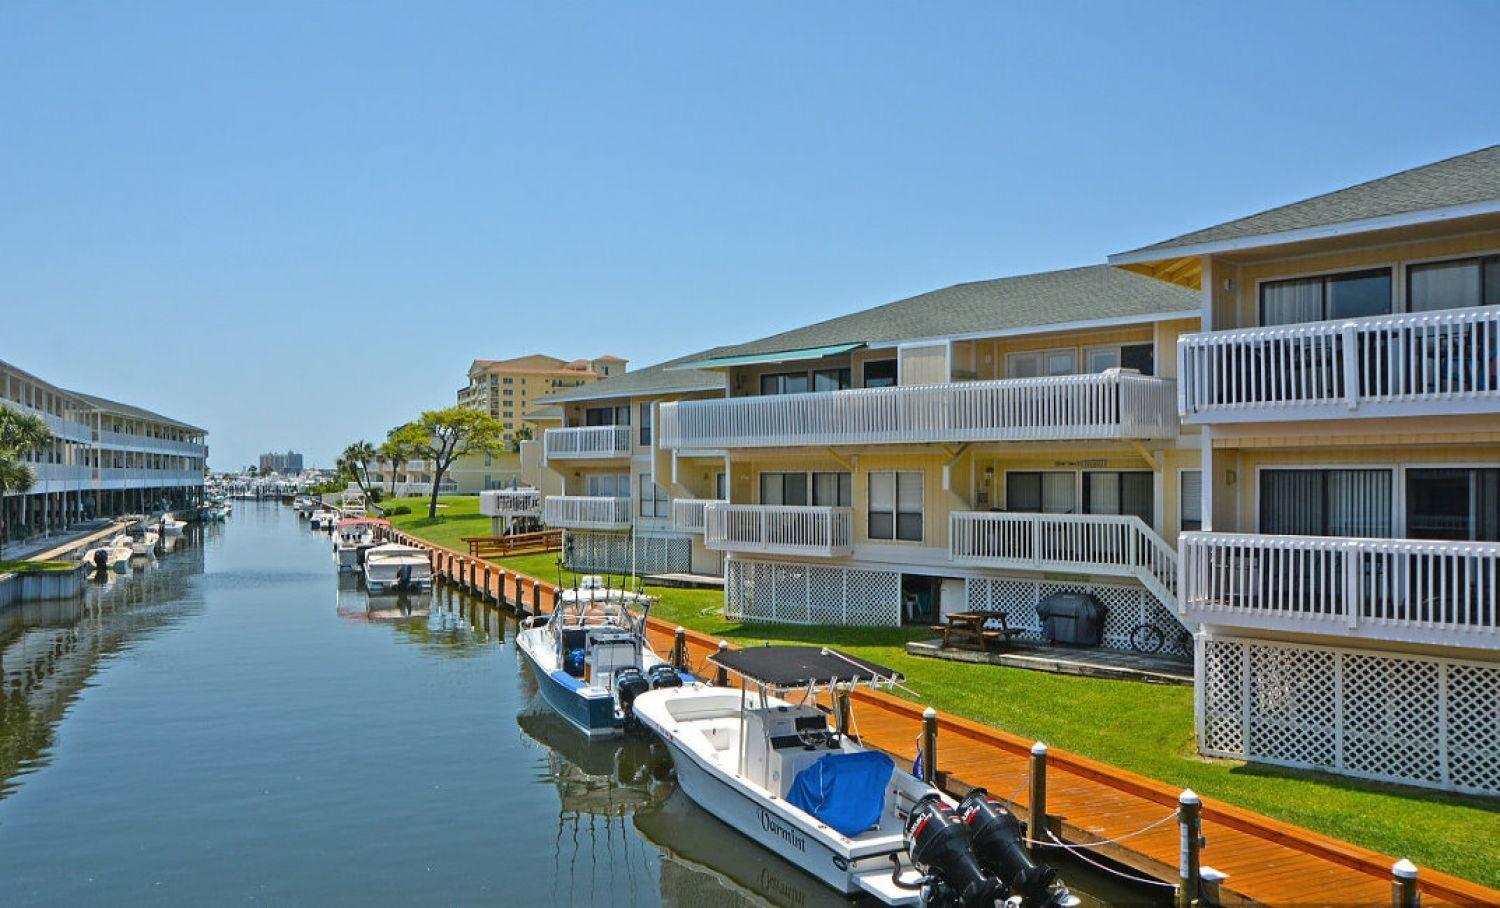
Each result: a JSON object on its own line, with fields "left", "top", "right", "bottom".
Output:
{"left": 376, "top": 434, "right": 415, "bottom": 496}
{"left": 0, "top": 408, "right": 54, "bottom": 556}
{"left": 389, "top": 406, "right": 505, "bottom": 518}
{"left": 337, "top": 441, "right": 378, "bottom": 501}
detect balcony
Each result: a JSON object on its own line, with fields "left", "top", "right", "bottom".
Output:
{"left": 671, "top": 498, "right": 725, "bottom": 534}
{"left": 97, "top": 430, "right": 206, "bottom": 457}
{"left": 541, "top": 495, "right": 632, "bottom": 530}
{"left": 703, "top": 504, "right": 853, "bottom": 558}
{"left": 950, "top": 512, "right": 1178, "bottom": 608}
{"left": 0, "top": 401, "right": 92, "bottom": 444}
{"left": 543, "top": 426, "right": 633, "bottom": 460}
{"left": 1178, "top": 305, "right": 1500, "bottom": 423}
{"left": 480, "top": 488, "right": 542, "bottom": 517}
{"left": 97, "top": 468, "right": 204, "bottom": 488}
{"left": 1180, "top": 532, "right": 1500, "bottom": 650}
{"left": 658, "top": 372, "right": 1178, "bottom": 450}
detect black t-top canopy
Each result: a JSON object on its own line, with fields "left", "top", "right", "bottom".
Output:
{"left": 708, "top": 645, "right": 903, "bottom": 689}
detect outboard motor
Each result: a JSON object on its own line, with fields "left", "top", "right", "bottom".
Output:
{"left": 646, "top": 663, "right": 682, "bottom": 690}
{"left": 902, "top": 794, "right": 1002, "bottom": 907}
{"left": 613, "top": 666, "right": 650, "bottom": 722}
{"left": 92, "top": 548, "right": 109, "bottom": 573}
{"left": 395, "top": 564, "right": 412, "bottom": 592}
{"left": 959, "top": 790, "right": 1071, "bottom": 907}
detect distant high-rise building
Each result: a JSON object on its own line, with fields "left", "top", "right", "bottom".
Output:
{"left": 258, "top": 450, "right": 303, "bottom": 473}
{"left": 455, "top": 353, "right": 627, "bottom": 440}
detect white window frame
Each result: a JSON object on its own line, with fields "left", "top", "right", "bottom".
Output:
{"left": 1005, "top": 348, "right": 1077, "bottom": 379}
{"left": 867, "top": 470, "right": 924, "bottom": 542}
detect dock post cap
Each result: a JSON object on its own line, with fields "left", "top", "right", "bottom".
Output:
{"left": 675, "top": 626, "right": 684, "bottom": 633}
{"left": 1031, "top": 741, "right": 1048, "bottom": 755}
{"left": 922, "top": 707, "right": 937, "bottom": 719}
{"left": 717, "top": 640, "right": 728, "bottom": 650}
{"left": 1392, "top": 859, "right": 1419, "bottom": 879}
{"left": 1178, "top": 788, "right": 1200, "bottom": 805}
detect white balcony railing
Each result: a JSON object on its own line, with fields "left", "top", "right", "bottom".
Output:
{"left": 1180, "top": 532, "right": 1500, "bottom": 649}
{"left": 1179, "top": 305, "right": 1500, "bottom": 422}
{"left": 658, "top": 372, "right": 1177, "bottom": 450}
{"left": 950, "top": 512, "right": 1178, "bottom": 608}
{"left": 542, "top": 495, "right": 632, "bottom": 530}
{"left": 543, "top": 426, "right": 633, "bottom": 459}
{"left": 97, "top": 468, "right": 204, "bottom": 488}
{"left": 671, "top": 498, "right": 725, "bottom": 534}
{"left": 97, "top": 430, "right": 206, "bottom": 457}
{"left": 480, "top": 488, "right": 543, "bottom": 517}
{"left": 0, "top": 401, "right": 93, "bottom": 444}
{"left": 703, "top": 504, "right": 853, "bottom": 557}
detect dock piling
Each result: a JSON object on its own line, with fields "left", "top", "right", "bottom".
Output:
{"left": 1028, "top": 741, "right": 1048, "bottom": 855}
{"left": 1392, "top": 859, "right": 1420, "bottom": 908}
{"left": 714, "top": 640, "right": 729, "bottom": 686}
{"left": 670, "top": 627, "right": 687, "bottom": 672}
{"left": 920, "top": 708, "right": 938, "bottom": 785}
{"left": 1177, "top": 788, "right": 1204, "bottom": 908}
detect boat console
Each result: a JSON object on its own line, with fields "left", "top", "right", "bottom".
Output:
{"left": 743, "top": 703, "right": 841, "bottom": 795}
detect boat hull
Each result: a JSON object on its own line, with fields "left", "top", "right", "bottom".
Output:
{"left": 517, "top": 628, "right": 621, "bottom": 737}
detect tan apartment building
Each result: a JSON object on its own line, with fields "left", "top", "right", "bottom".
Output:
{"left": 1112, "top": 144, "right": 1500, "bottom": 795}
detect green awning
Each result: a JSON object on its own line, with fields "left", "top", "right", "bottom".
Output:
{"left": 668, "top": 343, "right": 865, "bottom": 371}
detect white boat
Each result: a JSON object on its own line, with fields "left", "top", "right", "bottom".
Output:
{"left": 632, "top": 646, "right": 1077, "bottom": 908}
{"left": 160, "top": 512, "right": 186, "bottom": 535}
{"left": 362, "top": 543, "right": 433, "bottom": 594}
{"left": 127, "top": 529, "right": 159, "bottom": 557}
{"left": 515, "top": 580, "right": 690, "bottom": 737}
{"left": 83, "top": 539, "right": 134, "bottom": 573}
{"left": 309, "top": 509, "right": 339, "bottom": 531}
{"left": 332, "top": 517, "right": 388, "bottom": 573}
{"left": 339, "top": 491, "right": 367, "bottom": 519}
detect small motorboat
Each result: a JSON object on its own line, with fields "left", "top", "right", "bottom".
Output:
{"left": 632, "top": 646, "right": 1077, "bottom": 907}
{"left": 159, "top": 512, "right": 186, "bottom": 535}
{"left": 516, "top": 578, "right": 690, "bottom": 738}
{"left": 332, "top": 517, "right": 389, "bottom": 573}
{"left": 83, "top": 539, "right": 133, "bottom": 573}
{"left": 362, "top": 543, "right": 434, "bottom": 594}
{"left": 127, "top": 528, "right": 159, "bottom": 557}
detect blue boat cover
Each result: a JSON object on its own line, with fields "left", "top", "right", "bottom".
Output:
{"left": 786, "top": 751, "right": 894, "bottom": 837}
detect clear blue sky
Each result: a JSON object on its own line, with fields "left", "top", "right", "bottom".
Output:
{"left": 2, "top": 2, "right": 1493, "bottom": 469}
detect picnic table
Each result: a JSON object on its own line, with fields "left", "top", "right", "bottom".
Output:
{"left": 930, "top": 611, "right": 1025, "bottom": 651}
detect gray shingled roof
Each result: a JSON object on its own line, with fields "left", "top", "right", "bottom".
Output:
{"left": 67, "top": 389, "right": 207, "bottom": 433}
{"left": 1115, "top": 144, "right": 1500, "bottom": 260}
{"left": 686, "top": 265, "right": 1198, "bottom": 361}
{"left": 534, "top": 353, "right": 725, "bottom": 404}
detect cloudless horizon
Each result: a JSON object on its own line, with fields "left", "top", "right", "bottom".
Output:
{"left": 3, "top": 1, "right": 1494, "bottom": 469}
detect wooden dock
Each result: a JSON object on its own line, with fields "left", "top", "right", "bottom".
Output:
{"left": 393, "top": 531, "right": 1500, "bottom": 907}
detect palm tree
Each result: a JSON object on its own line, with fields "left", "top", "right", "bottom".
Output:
{"left": 338, "top": 441, "right": 378, "bottom": 500}
{"left": 377, "top": 434, "right": 415, "bottom": 497}
{"left": 507, "top": 424, "right": 534, "bottom": 454}
{"left": 0, "top": 408, "right": 54, "bottom": 557}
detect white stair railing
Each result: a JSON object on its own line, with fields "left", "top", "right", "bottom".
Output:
{"left": 950, "top": 512, "right": 1179, "bottom": 609}
{"left": 671, "top": 498, "right": 725, "bottom": 533}
{"left": 1180, "top": 532, "right": 1500, "bottom": 649}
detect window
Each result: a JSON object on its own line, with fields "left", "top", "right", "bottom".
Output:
{"left": 1406, "top": 468, "right": 1500, "bottom": 541}
{"left": 584, "top": 406, "right": 629, "bottom": 426}
{"left": 760, "top": 472, "right": 808, "bottom": 506}
{"left": 811, "top": 471, "right": 852, "bottom": 506}
{"left": 1259, "top": 469, "right": 1392, "bottom": 537}
{"left": 503, "top": 377, "right": 514, "bottom": 384}
{"left": 1083, "top": 342, "right": 1155, "bottom": 376}
{"left": 1006, "top": 349, "right": 1076, "bottom": 379}
{"left": 1083, "top": 471, "right": 1154, "bottom": 526}
{"left": 869, "top": 471, "right": 923, "bottom": 541}
{"left": 586, "top": 473, "right": 630, "bottom": 498}
{"left": 1407, "top": 255, "right": 1500, "bottom": 312}
{"left": 760, "top": 372, "right": 811, "bottom": 395}
{"left": 638, "top": 402, "right": 652, "bottom": 446}
{"left": 638, "top": 474, "right": 669, "bottom": 518}
{"left": 813, "top": 368, "right": 851, "bottom": 392}
{"left": 1260, "top": 269, "right": 1392, "bottom": 325}
{"left": 1180, "top": 470, "right": 1203, "bottom": 532}
{"left": 1005, "top": 471, "right": 1076, "bottom": 513}
{"left": 862, "top": 359, "right": 898, "bottom": 388}
{"left": 714, "top": 472, "right": 727, "bottom": 500}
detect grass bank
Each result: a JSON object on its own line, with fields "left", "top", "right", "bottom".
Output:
{"left": 0, "top": 559, "right": 74, "bottom": 573}
{"left": 384, "top": 495, "right": 1500, "bottom": 886}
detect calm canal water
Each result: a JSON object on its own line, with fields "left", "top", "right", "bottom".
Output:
{"left": 0, "top": 503, "right": 1155, "bottom": 906}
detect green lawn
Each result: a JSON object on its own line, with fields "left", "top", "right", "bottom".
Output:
{"left": 0, "top": 559, "right": 75, "bottom": 573}
{"left": 384, "top": 496, "right": 1500, "bottom": 886}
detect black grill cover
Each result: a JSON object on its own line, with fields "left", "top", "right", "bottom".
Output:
{"left": 1034, "top": 592, "right": 1107, "bottom": 646}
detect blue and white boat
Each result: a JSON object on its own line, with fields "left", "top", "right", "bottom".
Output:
{"left": 516, "top": 578, "right": 692, "bottom": 737}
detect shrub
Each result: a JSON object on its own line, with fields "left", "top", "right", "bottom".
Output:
{"left": 385, "top": 505, "right": 411, "bottom": 516}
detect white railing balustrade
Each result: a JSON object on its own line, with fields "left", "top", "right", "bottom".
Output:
{"left": 479, "top": 488, "right": 542, "bottom": 517}
{"left": 703, "top": 504, "right": 853, "bottom": 557}
{"left": 1179, "top": 305, "right": 1500, "bottom": 421}
{"left": 543, "top": 426, "right": 633, "bottom": 459}
{"left": 1180, "top": 532, "right": 1500, "bottom": 649}
{"left": 658, "top": 372, "right": 1178, "bottom": 449}
{"left": 671, "top": 498, "right": 725, "bottom": 533}
{"left": 950, "top": 512, "right": 1178, "bottom": 607}
{"left": 541, "top": 495, "right": 632, "bottom": 530}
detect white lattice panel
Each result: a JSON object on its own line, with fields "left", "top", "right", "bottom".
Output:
{"left": 964, "top": 576, "right": 1185, "bottom": 654}
{"left": 721, "top": 558, "right": 900, "bottom": 626}
{"left": 563, "top": 531, "right": 692, "bottom": 575}
{"left": 1199, "top": 634, "right": 1499, "bottom": 795}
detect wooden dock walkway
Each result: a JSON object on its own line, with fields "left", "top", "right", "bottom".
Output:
{"left": 392, "top": 530, "right": 1500, "bottom": 908}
